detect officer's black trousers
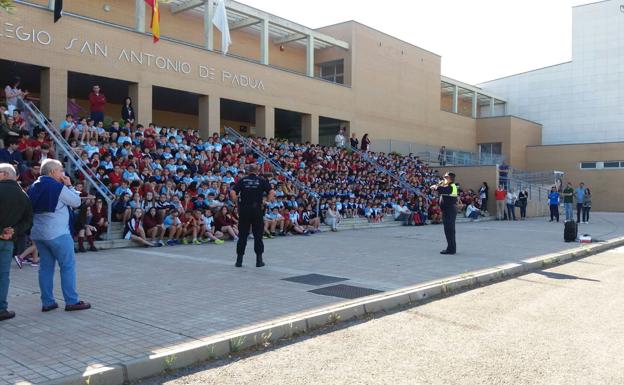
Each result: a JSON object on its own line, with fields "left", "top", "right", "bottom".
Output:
{"left": 442, "top": 206, "right": 457, "bottom": 253}
{"left": 236, "top": 206, "right": 265, "bottom": 258}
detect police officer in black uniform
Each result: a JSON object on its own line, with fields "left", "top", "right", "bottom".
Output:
{"left": 230, "top": 164, "right": 274, "bottom": 268}
{"left": 431, "top": 172, "right": 458, "bottom": 255}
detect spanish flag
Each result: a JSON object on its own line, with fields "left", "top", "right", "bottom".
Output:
{"left": 145, "top": 0, "right": 160, "bottom": 43}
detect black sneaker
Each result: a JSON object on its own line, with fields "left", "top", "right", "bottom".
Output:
{"left": 42, "top": 303, "right": 59, "bottom": 312}
{"left": 65, "top": 301, "right": 91, "bottom": 311}
{"left": 13, "top": 256, "right": 23, "bottom": 269}
{"left": 0, "top": 310, "right": 15, "bottom": 321}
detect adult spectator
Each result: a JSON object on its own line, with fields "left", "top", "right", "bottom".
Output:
{"left": 499, "top": 162, "right": 511, "bottom": 189}
{"left": 88, "top": 85, "right": 106, "bottom": 124}
{"left": 548, "top": 186, "right": 560, "bottom": 222}
{"left": 562, "top": 182, "right": 574, "bottom": 221}
{"left": 334, "top": 129, "right": 346, "bottom": 149}
{"left": 438, "top": 146, "right": 447, "bottom": 166}
{"left": 494, "top": 184, "right": 506, "bottom": 220}
{"left": 575, "top": 182, "right": 586, "bottom": 224}
{"left": 349, "top": 132, "right": 359, "bottom": 149}
{"left": 582, "top": 188, "right": 592, "bottom": 224}
{"left": 121, "top": 97, "right": 136, "bottom": 127}
{"left": 505, "top": 188, "right": 517, "bottom": 221}
{"left": 479, "top": 182, "right": 489, "bottom": 214}
{"left": 431, "top": 172, "right": 458, "bottom": 255}
{"left": 230, "top": 164, "right": 272, "bottom": 267}
{"left": 517, "top": 188, "right": 528, "bottom": 220}
{"left": 4, "top": 78, "right": 27, "bottom": 115}
{"left": 28, "top": 159, "right": 90, "bottom": 312}
{"left": 0, "top": 163, "right": 33, "bottom": 321}
{"left": 361, "top": 133, "right": 371, "bottom": 151}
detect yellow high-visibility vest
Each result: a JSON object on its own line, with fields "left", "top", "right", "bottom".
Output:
{"left": 450, "top": 183, "right": 458, "bottom": 197}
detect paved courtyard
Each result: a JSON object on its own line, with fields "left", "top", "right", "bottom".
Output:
{"left": 1, "top": 213, "right": 624, "bottom": 384}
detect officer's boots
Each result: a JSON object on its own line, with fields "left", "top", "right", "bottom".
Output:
{"left": 256, "top": 254, "right": 265, "bottom": 267}
{"left": 235, "top": 255, "right": 243, "bottom": 267}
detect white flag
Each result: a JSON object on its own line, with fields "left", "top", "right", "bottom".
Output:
{"left": 213, "top": 0, "right": 231, "bottom": 55}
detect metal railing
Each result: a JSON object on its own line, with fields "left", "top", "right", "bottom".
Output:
{"left": 501, "top": 177, "right": 553, "bottom": 217}
{"left": 224, "top": 127, "right": 321, "bottom": 215}
{"left": 417, "top": 150, "right": 505, "bottom": 167}
{"left": 17, "top": 98, "right": 115, "bottom": 240}
{"left": 348, "top": 145, "right": 426, "bottom": 199}
{"left": 509, "top": 169, "right": 564, "bottom": 186}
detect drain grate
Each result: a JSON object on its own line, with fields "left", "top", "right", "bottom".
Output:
{"left": 308, "top": 284, "right": 383, "bottom": 299}
{"left": 282, "top": 274, "right": 349, "bottom": 286}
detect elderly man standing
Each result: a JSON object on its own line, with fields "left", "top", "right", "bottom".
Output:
{"left": 0, "top": 163, "right": 33, "bottom": 321}
{"left": 28, "top": 159, "right": 90, "bottom": 312}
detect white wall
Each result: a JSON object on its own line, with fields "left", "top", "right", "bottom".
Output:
{"left": 479, "top": 0, "right": 624, "bottom": 145}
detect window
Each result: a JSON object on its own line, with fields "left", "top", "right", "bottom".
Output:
{"left": 604, "top": 161, "right": 621, "bottom": 168}
{"left": 319, "top": 60, "right": 344, "bottom": 84}
{"left": 440, "top": 81, "right": 454, "bottom": 112}
{"left": 479, "top": 142, "right": 502, "bottom": 155}
{"left": 479, "top": 143, "right": 503, "bottom": 164}
{"left": 580, "top": 162, "right": 597, "bottom": 169}
{"left": 580, "top": 161, "right": 624, "bottom": 170}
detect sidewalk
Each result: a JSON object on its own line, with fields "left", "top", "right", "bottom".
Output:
{"left": 1, "top": 213, "right": 623, "bottom": 384}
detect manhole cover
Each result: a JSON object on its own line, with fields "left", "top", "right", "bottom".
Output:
{"left": 308, "top": 284, "right": 383, "bottom": 299}
{"left": 282, "top": 274, "right": 348, "bottom": 286}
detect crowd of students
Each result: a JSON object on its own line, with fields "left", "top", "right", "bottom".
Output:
{"left": 3, "top": 82, "right": 505, "bottom": 253}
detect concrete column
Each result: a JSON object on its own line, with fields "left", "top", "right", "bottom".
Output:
{"left": 260, "top": 19, "right": 270, "bottom": 65}
{"left": 452, "top": 85, "right": 458, "bottom": 114}
{"left": 255, "top": 105, "right": 274, "bottom": 138}
{"left": 204, "top": 0, "right": 214, "bottom": 50}
{"left": 128, "top": 83, "right": 152, "bottom": 126}
{"left": 301, "top": 113, "right": 319, "bottom": 144}
{"left": 40, "top": 68, "right": 67, "bottom": 128}
{"left": 306, "top": 35, "right": 315, "bottom": 77}
{"left": 490, "top": 97, "right": 495, "bottom": 117}
{"left": 472, "top": 92, "right": 478, "bottom": 118}
{"left": 135, "top": 0, "right": 146, "bottom": 33}
{"left": 199, "top": 95, "right": 221, "bottom": 137}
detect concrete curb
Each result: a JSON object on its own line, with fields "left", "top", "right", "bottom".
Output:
{"left": 43, "top": 236, "right": 624, "bottom": 385}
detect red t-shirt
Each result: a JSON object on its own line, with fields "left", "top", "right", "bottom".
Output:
{"left": 495, "top": 189, "right": 506, "bottom": 201}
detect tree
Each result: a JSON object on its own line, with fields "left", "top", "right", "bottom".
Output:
{"left": 0, "top": 0, "right": 16, "bottom": 14}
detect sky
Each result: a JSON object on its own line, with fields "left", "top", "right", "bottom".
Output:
{"left": 241, "top": 0, "right": 592, "bottom": 84}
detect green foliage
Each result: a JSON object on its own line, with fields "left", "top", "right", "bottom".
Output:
{"left": 0, "top": 0, "right": 16, "bottom": 14}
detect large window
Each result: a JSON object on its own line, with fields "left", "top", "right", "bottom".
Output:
{"left": 479, "top": 142, "right": 503, "bottom": 163}
{"left": 319, "top": 60, "right": 344, "bottom": 84}
{"left": 441, "top": 81, "right": 455, "bottom": 112}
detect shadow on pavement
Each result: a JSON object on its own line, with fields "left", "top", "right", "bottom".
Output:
{"left": 535, "top": 271, "right": 600, "bottom": 282}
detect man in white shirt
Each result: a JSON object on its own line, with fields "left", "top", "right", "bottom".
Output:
{"left": 334, "top": 129, "right": 346, "bottom": 148}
